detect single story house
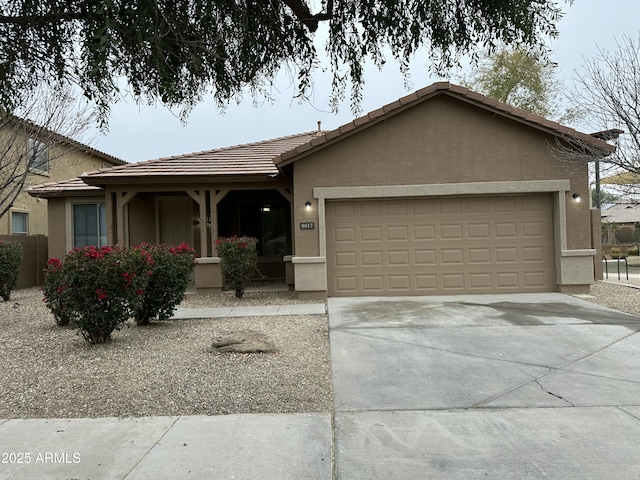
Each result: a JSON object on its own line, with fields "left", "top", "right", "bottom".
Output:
{"left": 601, "top": 202, "right": 640, "bottom": 244}
{"left": 28, "top": 82, "right": 613, "bottom": 298}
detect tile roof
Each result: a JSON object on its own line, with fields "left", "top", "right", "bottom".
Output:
{"left": 8, "top": 115, "right": 127, "bottom": 166}
{"left": 28, "top": 82, "right": 617, "bottom": 198}
{"left": 601, "top": 203, "right": 640, "bottom": 224}
{"left": 273, "top": 81, "right": 615, "bottom": 166}
{"left": 27, "top": 177, "right": 104, "bottom": 197}
{"left": 80, "top": 132, "right": 319, "bottom": 185}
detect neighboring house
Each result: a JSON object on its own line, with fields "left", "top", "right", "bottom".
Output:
{"left": 28, "top": 82, "right": 613, "bottom": 298}
{"left": 601, "top": 202, "right": 640, "bottom": 244}
{"left": 2, "top": 117, "right": 126, "bottom": 237}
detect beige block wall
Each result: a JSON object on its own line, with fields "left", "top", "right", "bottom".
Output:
{"left": 292, "top": 95, "right": 591, "bottom": 259}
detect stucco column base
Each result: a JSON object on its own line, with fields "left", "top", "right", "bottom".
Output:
{"left": 555, "top": 249, "right": 596, "bottom": 295}
{"left": 297, "top": 291, "right": 327, "bottom": 301}
{"left": 284, "top": 255, "right": 295, "bottom": 290}
{"left": 195, "top": 257, "right": 223, "bottom": 294}
{"left": 558, "top": 284, "right": 591, "bottom": 295}
{"left": 292, "top": 257, "right": 327, "bottom": 296}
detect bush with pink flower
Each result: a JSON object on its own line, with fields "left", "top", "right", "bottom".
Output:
{"left": 133, "top": 242, "right": 196, "bottom": 325}
{"left": 43, "top": 245, "right": 152, "bottom": 343}
{"left": 43, "top": 243, "right": 197, "bottom": 342}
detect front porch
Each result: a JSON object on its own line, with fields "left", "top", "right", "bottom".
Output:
{"left": 105, "top": 185, "right": 295, "bottom": 294}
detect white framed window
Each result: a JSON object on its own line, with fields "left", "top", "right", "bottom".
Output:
{"left": 72, "top": 203, "right": 106, "bottom": 248}
{"left": 28, "top": 138, "right": 49, "bottom": 173}
{"left": 11, "top": 211, "right": 28, "bottom": 235}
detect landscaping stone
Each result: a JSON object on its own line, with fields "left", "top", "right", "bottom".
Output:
{"left": 212, "top": 330, "right": 278, "bottom": 353}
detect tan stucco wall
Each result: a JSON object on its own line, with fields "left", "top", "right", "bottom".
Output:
{"left": 47, "top": 198, "right": 67, "bottom": 259}
{"left": 292, "top": 95, "right": 591, "bottom": 259}
{"left": 3, "top": 134, "right": 120, "bottom": 236}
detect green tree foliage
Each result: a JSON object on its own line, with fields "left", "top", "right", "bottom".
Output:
{"left": 461, "top": 46, "right": 579, "bottom": 123}
{"left": 0, "top": 1, "right": 563, "bottom": 122}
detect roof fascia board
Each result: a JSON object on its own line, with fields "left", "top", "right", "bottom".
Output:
{"left": 81, "top": 174, "right": 286, "bottom": 186}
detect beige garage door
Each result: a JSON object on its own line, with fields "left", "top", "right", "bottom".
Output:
{"left": 326, "top": 194, "right": 555, "bottom": 296}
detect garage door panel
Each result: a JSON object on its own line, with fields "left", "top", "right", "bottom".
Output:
{"left": 415, "top": 250, "right": 436, "bottom": 265}
{"left": 469, "top": 248, "right": 491, "bottom": 264}
{"left": 334, "top": 252, "right": 357, "bottom": 267}
{"left": 468, "top": 223, "right": 491, "bottom": 239}
{"left": 386, "top": 202, "right": 408, "bottom": 216}
{"left": 413, "top": 225, "right": 435, "bottom": 240}
{"left": 388, "top": 250, "right": 410, "bottom": 265}
{"left": 441, "top": 249, "right": 464, "bottom": 264}
{"left": 361, "top": 251, "right": 383, "bottom": 265}
{"left": 387, "top": 226, "right": 409, "bottom": 240}
{"left": 440, "top": 224, "right": 463, "bottom": 239}
{"left": 496, "top": 247, "right": 518, "bottom": 263}
{"left": 333, "top": 227, "right": 356, "bottom": 242}
{"left": 362, "top": 276, "right": 384, "bottom": 292}
{"left": 360, "top": 227, "right": 382, "bottom": 241}
{"left": 360, "top": 203, "right": 381, "bottom": 216}
{"left": 495, "top": 223, "right": 518, "bottom": 238}
{"left": 326, "top": 195, "right": 555, "bottom": 296}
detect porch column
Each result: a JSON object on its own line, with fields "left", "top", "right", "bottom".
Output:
{"left": 186, "top": 189, "right": 212, "bottom": 257}
{"left": 199, "top": 191, "right": 208, "bottom": 256}
{"left": 210, "top": 189, "right": 229, "bottom": 255}
{"left": 105, "top": 191, "right": 115, "bottom": 245}
{"left": 115, "top": 190, "right": 137, "bottom": 246}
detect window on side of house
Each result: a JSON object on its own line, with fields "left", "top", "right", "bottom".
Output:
{"left": 11, "top": 211, "right": 28, "bottom": 235}
{"left": 28, "top": 138, "right": 49, "bottom": 173}
{"left": 73, "top": 203, "right": 106, "bottom": 248}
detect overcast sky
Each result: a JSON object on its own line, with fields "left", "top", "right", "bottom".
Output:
{"left": 89, "top": 0, "right": 640, "bottom": 163}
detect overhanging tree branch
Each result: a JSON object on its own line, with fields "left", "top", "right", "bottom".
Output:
{"left": 0, "top": 0, "right": 564, "bottom": 123}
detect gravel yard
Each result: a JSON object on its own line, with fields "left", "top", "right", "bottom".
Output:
{"left": 0, "top": 288, "right": 332, "bottom": 419}
{"left": 0, "top": 282, "right": 639, "bottom": 419}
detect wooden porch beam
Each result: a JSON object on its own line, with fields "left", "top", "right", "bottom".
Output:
{"left": 186, "top": 190, "right": 201, "bottom": 204}
{"left": 277, "top": 188, "right": 292, "bottom": 203}
{"left": 199, "top": 190, "right": 208, "bottom": 257}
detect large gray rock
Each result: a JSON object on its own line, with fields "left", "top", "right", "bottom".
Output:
{"left": 211, "top": 330, "right": 278, "bottom": 354}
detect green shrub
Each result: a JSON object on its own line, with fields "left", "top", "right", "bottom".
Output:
{"left": 628, "top": 246, "right": 639, "bottom": 257}
{"left": 215, "top": 236, "right": 260, "bottom": 298}
{"left": 134, "top": 242, "right": 196, "bottom": 325}
{"left": 44, "top": 245, "right": 153, "bottom": 343}
{"left": 610, "top": 247, "right": 624, "bottom": 259}
{"left": 0, "top": 241, "right": 23, "bottom": 301}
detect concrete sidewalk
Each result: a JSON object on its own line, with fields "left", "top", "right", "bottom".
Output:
{"left": 171, "top": 302, "right": 326, "bottom": 319}
{"left": 0, "top": 414, "right": 332, "bottom": 480}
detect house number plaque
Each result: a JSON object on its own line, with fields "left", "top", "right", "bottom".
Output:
{"left": 299, "top": 222, "right": 315, "bottom": 230}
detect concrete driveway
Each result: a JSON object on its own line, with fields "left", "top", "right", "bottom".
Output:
{"left": 328, "top": 293, "right": 640, "bottom": 479}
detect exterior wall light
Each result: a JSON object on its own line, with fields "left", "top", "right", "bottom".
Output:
{"left": 572, "top": 193, "right": 581, "bottom": 202}
{"left": 305, "top": 201, "right": 312, "bottom": 210}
